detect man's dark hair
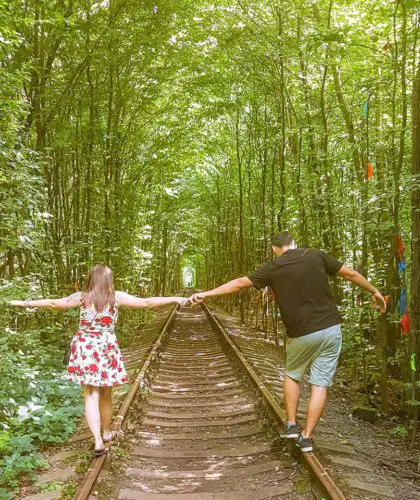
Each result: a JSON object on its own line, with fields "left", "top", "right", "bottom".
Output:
{"left": 272, "top": 231, "right": 294, "bottom": 248}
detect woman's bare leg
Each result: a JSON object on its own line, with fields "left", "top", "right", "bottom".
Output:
{"left": 83, "top": 385, "right": 104, "bottom": 450}
{"left": 99, "top": 387, "right": 113, "bottom": 440}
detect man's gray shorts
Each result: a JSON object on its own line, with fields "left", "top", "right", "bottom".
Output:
{"left": 285, "top": 324, "right": 342, "bottom": 387}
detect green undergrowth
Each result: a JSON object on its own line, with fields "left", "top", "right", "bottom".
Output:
{"left": 0, "top": 278, "right": 84, "bottom": 498}
{"left": 0, "top": 276, "right": 161, "bottom": 498}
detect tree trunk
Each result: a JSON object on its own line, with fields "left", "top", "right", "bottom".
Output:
{"left": 410, "top": 57, "right": 420, "bottom": 445}
{"left": 236, "top": 112, "right": 245, "bottom": 324}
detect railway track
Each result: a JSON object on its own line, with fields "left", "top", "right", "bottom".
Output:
{"left": 72, "top": 302, "right": 346, "bottom": 500}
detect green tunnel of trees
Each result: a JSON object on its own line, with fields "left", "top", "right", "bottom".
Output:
{"left": 0, "top": 0, "right": 419, "bottom": 493}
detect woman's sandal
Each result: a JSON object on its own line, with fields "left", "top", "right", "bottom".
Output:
{"left": 93, "top": 448, "right": 107, "bottom": 457}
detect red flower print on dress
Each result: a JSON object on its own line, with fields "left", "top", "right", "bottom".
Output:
{"left": 101, "top": 316, "right": 112, "bottom": 326}
{"left": 67, "top": 298, "right": 128, "bottom": 387}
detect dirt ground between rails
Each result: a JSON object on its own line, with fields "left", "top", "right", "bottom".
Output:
{"left": 90, "top": 307, "right": 314, "bottom": 499}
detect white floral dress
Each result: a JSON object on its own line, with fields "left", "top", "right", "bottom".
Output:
{"left": 67, "top": 295, "right": 129, "bottom": 387}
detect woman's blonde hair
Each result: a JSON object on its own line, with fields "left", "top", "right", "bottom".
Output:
{"left": 83, "top": 264, "right": 115, "bottom": 312}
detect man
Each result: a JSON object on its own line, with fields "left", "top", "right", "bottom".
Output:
{"left": 190, "top": 231, "right": 386, "bottom": 452}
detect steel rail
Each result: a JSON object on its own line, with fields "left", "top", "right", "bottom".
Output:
{"left": 73, "top": 302, "right": 180, "bottom": 500}
{"left": 202, "top": 302, "right": 347, "bottom": 500}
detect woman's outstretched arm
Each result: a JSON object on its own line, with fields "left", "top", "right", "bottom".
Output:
{"left": 9, "top": 292, "right": 81, "bottom": 310}
{"left": 117, "top": 292, "right": 185, "bottom": 309}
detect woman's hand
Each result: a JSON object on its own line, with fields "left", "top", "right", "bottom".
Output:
{"left": 190, "top": 293, "right": 206, "bottom": 305}
{"left": 177, "top": 297, "right": 188, "bottom": 306}
{"left": 118, "top": 292, "right": 189, "bottom": 309}
{"left": 9, "top": 300, "right": 27, "bottom": 307}
{"left": 8, "top": 293, "right": 80, "bottom": 310}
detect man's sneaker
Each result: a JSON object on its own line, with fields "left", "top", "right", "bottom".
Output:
{"left": 280, "top": 423, "right": 300, "bottom": 439}
{"left": 296, "top": 433, "right": 313, "bottom": 452}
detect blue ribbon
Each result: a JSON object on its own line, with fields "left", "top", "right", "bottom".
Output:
{"left": 398, "top": 261, "right": 406, "bottom": 273}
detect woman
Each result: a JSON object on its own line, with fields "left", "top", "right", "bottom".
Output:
{"left": 10, "top": 264, "right": 186, "bottom": 456}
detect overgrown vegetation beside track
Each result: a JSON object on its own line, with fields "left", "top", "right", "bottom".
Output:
{"left": 0, "top": 276, "right": 160, "bottom": 498}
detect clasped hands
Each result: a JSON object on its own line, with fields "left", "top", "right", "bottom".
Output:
{"left": 180, "top": 293, "right": 207, "bottom": 307}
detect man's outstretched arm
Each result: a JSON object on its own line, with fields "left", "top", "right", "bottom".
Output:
{"left": 338, "top": 265, "right": 386, "bottom": 313}
{"left": 190, "top": 277, "right": 253, "bottom": 304}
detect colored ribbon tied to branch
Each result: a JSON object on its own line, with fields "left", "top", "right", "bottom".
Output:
{"left": 410, "top": 353, "right": 416, "bottom": 372}
{"left": 367, "top": 162, "right": 373, "bottom": 180}
{"left": 396, "top": 235, "right": 405, "bottom": 256}
{"left": 400, "top": 312, "right": 410, "bottom": 336}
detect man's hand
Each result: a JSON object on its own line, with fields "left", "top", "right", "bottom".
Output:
{"left": 186, "top": 277, "right": 252, "bottom": 308}
{"left": 371, "top": 291, "right": 386, "bottom": 314}
{"left": 189, "top": 293, "right": 206, "bottom": 306}
{"left": 338, "top": 266, "right": 387, "bottom": 314}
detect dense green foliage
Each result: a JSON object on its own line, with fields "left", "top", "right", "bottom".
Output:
{"left": 0, "top": 292, "right": 83, "bottom": 495}
{"left": 1, "top": 0, "right": 419, "bottom": 494}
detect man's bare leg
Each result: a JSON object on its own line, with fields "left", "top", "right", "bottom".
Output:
{"left": 302, "top": 384, "right": 327, "bottom": 438}
{"left": 283, "top": 375, "right": 300, "bottom": 424}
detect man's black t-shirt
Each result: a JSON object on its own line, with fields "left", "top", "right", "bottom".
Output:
{"left": 248, "top": 249, "right": 343, "bottom": 338}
